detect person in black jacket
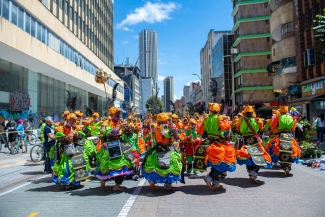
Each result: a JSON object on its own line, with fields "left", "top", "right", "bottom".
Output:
{"left": 4, "top": 117, "right": 17, "bottom": 146}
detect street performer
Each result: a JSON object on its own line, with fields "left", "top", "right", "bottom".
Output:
{"left": 142, "top": 112, "right": 183, "bottom": 191}
{"left": 265, "top": 106, "right": 301, "bottom": 175}
{"left": 196, "top": 103, "right": 237, "bottom": 190}
{"left": 236, "top": 105, "right": 272, "bottom": 184}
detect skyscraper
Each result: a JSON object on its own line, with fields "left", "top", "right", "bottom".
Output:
{"left": 139, "top": 29, "right": 158, "bottom": 86}
{"left": 164, "top": 76, "right": 174, "bottom": 112}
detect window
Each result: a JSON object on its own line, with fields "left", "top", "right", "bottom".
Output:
{"left": 69, "top": 6, "right": 72, "bottom": 19}
{"left": 265, "top": 20, "right": 269, "bottom": 24}
{"left": 74, "top": 11, "right": 77, "bottom": 24}
{"left": 64, "top": 1, "right": 68, "bottom": 14}
{"left": 2, "top": 0, "right": 10, "bottom": 20}
{"left": 11, "top": 2, "right": 17, "bottom": 25}
{"left": 59, "top": 0, "right": 62, "bottom": 9}
{"left": 307, "top": 48, "right": 314, "bottom": 66}
{"left": 31, "top": 17, "right": 36, "bottom": 37}
{"left": 42, "top": 26, "right": 47, "bottom": 44}
{"left": 25, "top": 13, "right": 31, "bottom": 33}
{"left": 267, "top": 54, "right": 271, "bottom": 59}
{"left": 281, "top": 22, "right": 294, "bottom": 35}
{"left": 266, "top": 37, "right": 270, "bottom": 42}
{"left": 17, "top": 7, "right": 24, "bottom": 29}
{"left": 264, "top": 2, "right": 268, "bottom": 7}
{"left": 36, "top": 22, "right": 42, "bottom": 40}
{"left": 0, "top": 0, "right": 2, "bottom": 16}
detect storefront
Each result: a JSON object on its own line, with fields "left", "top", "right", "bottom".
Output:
{"left": 289, "top": 77, "right": 325, "bottom": 122}
{"left": 0, "top": 58, "right": 108, "bottom": 123}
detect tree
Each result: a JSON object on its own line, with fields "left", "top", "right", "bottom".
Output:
{"left": 146, "top": 96, "right": 164, "bottom": 114}
{"left": 209, "top": 78, "right": 218, "bottom": 103}
{"left": 175, "top": 109, "right": 181, "bottom": 118}
{"left": 313, "top": 9, "right": 325, "bottom": 58}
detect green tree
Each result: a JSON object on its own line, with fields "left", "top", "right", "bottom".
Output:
{"left": 313, "top": 9, "right": 325, "bottom": 58}
{"left": 146, "top": 96, "right": 164, "bottom": 114}
{"left": 175, "top": 109, "right": 182, "bottom": 118}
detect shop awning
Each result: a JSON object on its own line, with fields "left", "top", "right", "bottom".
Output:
{"left": 288, "top": 94, "right": 325, "bottom": 106}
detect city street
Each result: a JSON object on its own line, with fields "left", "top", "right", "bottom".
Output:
{"left": 0, "top": 146, "right": 325, "bottom": 217}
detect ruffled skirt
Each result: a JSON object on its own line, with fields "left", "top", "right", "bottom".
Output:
{"left": 204, "top": 143, "right": 237, "bottom": 172}
{"left": 142, "top": 150, "right": 182, "bottom": 184}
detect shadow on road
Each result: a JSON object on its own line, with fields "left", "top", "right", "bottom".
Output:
{"left": 26, "top": 184, "right": 85, "bottom": 192}
{"left": 177, "top": 185, "right": 226, "bottom": 195}
{"left": 258, "top": 171, "right": 293, "bottom": 178}
{"left": 30, "top": 176, "right": 53, "bottom": 184}
{"left": 21, "top": 171, "right": 45, "bottom": 176}
{"left": 69, "top": 186, "right": 136, "bottom": 197}
{"left": 221, "top": 177, "right": 265, "bottom": 188}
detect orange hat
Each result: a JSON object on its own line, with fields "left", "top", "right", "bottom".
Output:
{"left": 62, "top": 110, "right": 70, "bottom": 118}
{"left": 172, "top": 114, "right": 178, "bottom": 119}
{"left": 67, "top": 113, "right": 77, "bottom": 120}
{"left": 208, "top": 103, "right": 221, "bottom": 112}
{"left": 243, "top": 105, "right": 254, "bottom": 114}
{"left": 109, "top": 107, "right": 122, "bottom": 115}
{"left": 75, "top": 110, "right": 83, "bottom": 117}
{"left": 92, "top": 112, "right": 100, "bottom": 118}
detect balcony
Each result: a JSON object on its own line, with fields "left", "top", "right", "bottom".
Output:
{"left": 232, "top": 16, "right": 271, "bottom": 32}
{"left": 234, "top": 50, "right": 272, "bottom": 62}
{"left": 232, "top": 0, "right": 269, "bottom": 16}
{"left": 232, "top": 33, "right": 271, "bottom": 47}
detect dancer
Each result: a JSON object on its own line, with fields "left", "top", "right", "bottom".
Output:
{"left": 236, "top": 106, "right": 272, "bottom": 183}
{"left": 266, "top": 106, "right": 301, "bottom": 175}
{"left": 142, "top": 112, "right": 183, "bottom": 190}
{"left": 195, "top": 103, "right": 237, "bottom": 190}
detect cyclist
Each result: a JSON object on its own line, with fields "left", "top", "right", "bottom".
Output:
{"left": 4, "top": 117, "right": 17, "bottom": 148}
{"left": 16, "top": 119, "right": 26, "bottom": 153}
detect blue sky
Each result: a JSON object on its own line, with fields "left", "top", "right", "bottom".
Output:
{"left": 114, "top": 0, "right": 233, "bottom": 99}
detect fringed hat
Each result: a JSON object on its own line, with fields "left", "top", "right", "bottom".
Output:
{"left": 272, "top": 109, "right": 280, "bottom": 116}
{"left": 237, "top": 112, "right": 243, "bottom": 117}
{"left": 75, "top": 110, "right": 83, "bottom": 117}
{"left": 109, "top": 106, "right": 122, "bottom": 115}
{"left": 189, "top": 118, "right": 197, "bottom": 125}
{"left": 208, "top": 102, "right": 221, "bottom": 113}
{"left": 62, "top": 110, "right": 70, "bottom": 119}
{"left": 278, "top": 106, "right": 288, "bottom": 114}
{"left": 55, "top": 126, "right": 64, "bottom": 133}
{"left": 92, "top": 112, "right": 100, "bottom": 118}
{"left": 243, "top": 105, "right": 254, "bottom": 114}
{"left": 172, "top": 114, "right": 178, "bottom": 119}
{"left": 67, "top": 113, "right": 77, "bottom": 120}
{"left": 156, "top": 113, "right": 172, "bottom": 123}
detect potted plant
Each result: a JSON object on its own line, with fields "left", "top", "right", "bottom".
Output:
{"left": 317, "top": 150, "right": 323, "bottom": 158}
{"left": 311, "top": 149, "right": 316, "bottom": 158}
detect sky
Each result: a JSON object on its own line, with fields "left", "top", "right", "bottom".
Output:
{"left": 113, "top": 0, "right": 233, "bottom": 100}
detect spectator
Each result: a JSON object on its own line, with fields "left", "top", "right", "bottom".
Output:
{"left": 315, "top": 113, "right": 325, "bottom": 145}
{"left": 4, "top": 117, "right": 17, "bottom": 147}
{"left": 16, "top": 119, "right": 25, "bottom": 153}
{"left": 44, "top": 116, "right": 56, "bottom": 173}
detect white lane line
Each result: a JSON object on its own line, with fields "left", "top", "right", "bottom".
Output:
{"left": 117, "top": 178, "right": 146, "bottom": 217}
{"left": 0, "top": 174, "right": 50, "bottom": 197}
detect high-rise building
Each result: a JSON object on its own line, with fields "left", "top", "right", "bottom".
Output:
{"left": 139, "top": 29, "right": 158, "bottom": 86}
{"left": 211, "top": 33, "right": 234, "bottom": 106}
{"left": 0, "top": 0, "right": 122, "bottom": 119}
{"left": 183, "top": 85, "right": 190, "bottom": 104}
{"left": 141, "top": 77, "right": 155, "bottom": 115}
{"left": 163, "top": 76, "right": 174, "bottom": 112}
{"left": 200, "top": 30, "right": 232, "bottom": 107}
{"left": 231, "top": 0, "right": 274, "bottom": 108}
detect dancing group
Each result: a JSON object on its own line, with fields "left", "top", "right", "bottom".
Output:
{"left": 47, "top": 101, "right": 301, "bottom": 191}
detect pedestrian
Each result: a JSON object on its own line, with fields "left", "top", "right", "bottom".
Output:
{"left": 16, "top": 119, "right": 26, "bottom": 153}
{"left": 315, "top": 113, "right": 325, "bottom": 145}
{"left": 44, "top": 116, "right": 56, "bottom": 173}
{"left": 4, "top": 117, "right": 17, "bottom": 148}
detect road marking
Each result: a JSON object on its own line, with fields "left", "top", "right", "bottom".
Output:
{"left": 0, "top": 174, "right": 50, "bottom": 197}
{"left": 26, "top": 212, "right": 40, "bottom": 217}
{"left": 117, "top": 178, "right": 146, "bottom": 217}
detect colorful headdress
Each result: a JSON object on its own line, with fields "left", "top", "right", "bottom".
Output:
{"left": 62, "top": 110, "right": 70, "bottom": 118}
{"left": 190, "top": 118, "right": 197, "bottom": 125}
{"left": 208, "top": 103, "right": 221, "bottom": 112}
{"left": 67, "top": 113, "right": 77, "bottom": 120}
{"left": 172, "top": 114, "right": 178, "bottom": 119}
{"left": 92, "top": 112, "right": 100, "bottom": 118}
{"left": 55, "top": 126, "right": 64, "bottom": 133}
{"left": 272, "top": 109, "right": 280, "bottom": 116}
{"left": 243, "top": 105, "right": 254, "bottom": 114}
{"left": 156, "top": 113, "right": 172, "bottom": 123}
{"left": 279, "top": 106, "right": 288, "bottom": 114}
{"left": 109, "top": 106, "right": 122, "bottom": 115}
{"left": 237, "top": 113, "right": 243, "bottom": 117}
{"left": 75, "top": 110, "right": 83, "bottom": 117}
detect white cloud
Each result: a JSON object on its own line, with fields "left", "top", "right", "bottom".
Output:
{"left": 121, "top": 41, "right": 129, "bottom": 44}
{"left": 174, "top": 94, "right": 178, "bottom": 100}
{"left": 117, "top": 2, "right": 181, "bottom": 28}
{"left": 158, "top": 76, "right": 165, "bottom": 81}
{"left": 186, "top": 80, "right": 200, "bottom": 86}
{"left": 122, "top": 27, "right": 133, "bottom": 32}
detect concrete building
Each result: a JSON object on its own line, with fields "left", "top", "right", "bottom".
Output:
{"left": 211, "top": 33, "right": 234, "bottom": 107}
{"left": 269, "top": 0, "right": 298, "bottom": 94}
{"left": 200, "top": 30, "right": 232, "bottom": 106}
{"left": 231, "top": 0, "right": 274, "bottom": 107}
{"left": 163, "top": 76, "right": 174, "bottom": 112}
{"left": 141, "top": 77, "right": 155, "bottom": 115}
{"left": 189, "top": 82, "right": 201, "bottom": 104}
{"left": 183, "top": 85, "right": 190, "bottom": 104}
{"left": 0, "top": 0, "right": 123, "bottom": 119}
{"left": 174, "top": 97, "right": 185, "bottom": 112}
{"left": 288, "top": 0, "right": 325, "bottom": 120}
{"left": 114, "top": 65, "right": 142, "bottom": 115}
{"left": 139, "top": 29, "right": 158, "bottom": 87}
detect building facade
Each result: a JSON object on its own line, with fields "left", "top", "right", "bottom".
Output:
{"left": 139, "top": 29, "right": 158, "bottom": 87}
{"left": 163, "top": 76, "right": 174, "bottom": 112}
{"left": 231, "top": 0, "right": 274, "bottom": 108}
{"left": 141, "top": 77, "right": 155, "bottom": 115}
{"left": 114, "top": 65, "right": 142, "bottom": 115}
{"left": 288, "top": 0, "right": 325, "bottom": 121}
{"left": 183, "top": 85, "right": 190, "bottom": 104}
{"left": 0, "top": 0, "right": 123, "bottom": 120}
{"left": 200, "top": 30, "right": 232, "bottom": 106}
{"left": 211, "top": 33, "right": 234, "bottom": 107}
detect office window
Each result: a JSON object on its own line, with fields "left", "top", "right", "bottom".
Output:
{"left": 74, "top": 11, "right": 77, "bottom": 24}
{"left": 307, "top": 48, "right": 314, "bottom": 66}
{"left": 25, "top": 13, "right": 31, "bottom": 33}
{"left": 31, "top": 17, "right": 36, "bottom": 37}
{"left": 69, "top": 6, "right": 72, "bottom": 19}
{"left": 0, "top": 0, "right": 2, "bottom": 16}
{"left": 11, "top": 2, "right": 17, "bottom": 25}
{"left": 64, "top": 1, "right": 68, "bottom": 14}
{"left": 2, "top": 0, "right": 9, "bottom": 20}
{"left": 265, "top": 20, "right": 269, "bottom": 24}
{"left": 42, "top": 26, "right": 47, "bottom": 44}
{"left": 17, "top": 7, "right": 24, "bottom": 29}
{"left": 36, "top": 22, "right": 42, "bottom": 40}
{"left": 59, "top": 0, "right": 62, "bottom": 9}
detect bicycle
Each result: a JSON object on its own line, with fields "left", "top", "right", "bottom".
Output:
{"left": 25, "top": 131, "right": 37, "bottom": 145}
{"left": 30, "top": 143, "right": 44, "bottom": 162}
{"left": 0, "top": 131, "right": 9, "bottom": 152}
{"left": 10, "top": 135, "right": 30, "bottom": 154}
